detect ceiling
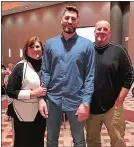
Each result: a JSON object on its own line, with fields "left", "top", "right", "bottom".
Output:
{"left": 2, "top": 1, "right": 65, "bottom": 16}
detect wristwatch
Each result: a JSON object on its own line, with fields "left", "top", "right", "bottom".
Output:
{"left": 82, "top": 103, "right": 90, "bottom": 108}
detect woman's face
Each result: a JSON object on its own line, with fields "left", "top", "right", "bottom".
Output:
{"left": 8, "top": 63, "right": 14, "bottom": 71}
{"left": 27, "top": 41, "right": 42, "bottom": 60}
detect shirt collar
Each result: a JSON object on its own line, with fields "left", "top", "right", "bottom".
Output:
{"left": 60, "top": 32, "right": 78, "bottom": 42}
{"left": 94, "top": 43, "right": 110, "bottom": 49}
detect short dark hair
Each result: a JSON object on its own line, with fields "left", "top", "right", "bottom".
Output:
{"left": 23, "top": 36, "right": 43, "bottom": 59}
{"left": 63, "top": 6, "right": 79, "bottom": 17}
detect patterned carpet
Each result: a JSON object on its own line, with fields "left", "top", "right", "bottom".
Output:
{"left": 1, "top": 94, "right": 134, "bottom": 147}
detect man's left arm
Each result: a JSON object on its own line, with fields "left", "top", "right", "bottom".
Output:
{"left": 82, "top": 42, "right": 95, "bottom": 106}
{"left": 115, "top": 48, "right": 134, "bottom": 107}
{"left": 76, "top": 42, "right": 95, "bottom": 122}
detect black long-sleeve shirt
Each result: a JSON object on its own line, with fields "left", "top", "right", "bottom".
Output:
{"left": 7, "top": 57, "right": 42, "bottom": 121}
{"left": 90, "top": 42, "right": 134, "bottom": 114}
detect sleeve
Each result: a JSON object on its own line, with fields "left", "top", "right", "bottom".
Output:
{"left": 82, "top": 41, "right": 95, "bottom": 104}
{"left": 120, "top": 48, "right": 134, "bottom": 89}
{"left": 40, "top": 41, "right": 51, "bottom": 88}
{"left": 7, "top": 63, "right": 31, "bottom": 100}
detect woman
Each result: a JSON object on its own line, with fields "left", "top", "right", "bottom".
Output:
{"left": 4, "top": 63, "right": 14, "bottom": 87}
{"left": 7, "top": 36, "right": 47, "bottom": 147}
{"left": 1, "top": 63, "right": 7, "bottom": 96}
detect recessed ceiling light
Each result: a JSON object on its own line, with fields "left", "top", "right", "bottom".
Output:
{"left": 25, "top": 6, "right": 28, "bottom": 9}
{"left": 12, "top": 9, "right": 15, "bottom": 11}
{"left": 40, "top": 4, "right": 42, "bottom": 6}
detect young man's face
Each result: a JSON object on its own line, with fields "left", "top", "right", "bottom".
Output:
{"left": 61, "top": 10, "right": 79, "bottom": 34}
{"left": 94, "top": 21, "right": 111, "bottom": 47}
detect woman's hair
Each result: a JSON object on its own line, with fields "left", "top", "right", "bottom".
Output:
{"left": 23, "top": 36, "right": 43, "bottom": 59}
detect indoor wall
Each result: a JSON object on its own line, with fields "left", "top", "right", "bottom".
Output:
{"left": 2, "top": 1, "right": 110, "bottom": 65}
{"left": 128, "top": 2, "right": 134, "bottom": 66}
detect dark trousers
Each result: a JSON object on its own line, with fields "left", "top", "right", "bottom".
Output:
{"left": 132, "top": 87, "right": 134, "bottom": 97}
{"left": 1, "top": 85, "right": 6, "bottom": 95}
{"left": 13, "top": 112, "right": 46, "bottom": 147}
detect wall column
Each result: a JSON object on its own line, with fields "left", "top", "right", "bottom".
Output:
{"left": 110, "top": 2, "right": 123, "bottom": 44}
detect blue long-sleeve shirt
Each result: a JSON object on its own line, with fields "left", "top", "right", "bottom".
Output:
{"left": 40, "top": 33, "right": 95, "bottom": 111}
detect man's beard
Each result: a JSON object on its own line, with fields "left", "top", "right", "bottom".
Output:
{"left": 63, "top": 26, "right": 76, "bottom": 34}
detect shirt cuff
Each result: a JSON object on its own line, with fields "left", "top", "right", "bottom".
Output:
{"left": 82, "top": 95, "right": 91, "bottom": 105}
{"left": 18, "top": 90, "right": 31, "bottom": 100}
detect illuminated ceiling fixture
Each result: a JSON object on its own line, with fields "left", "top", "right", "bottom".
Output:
{"left": 20, "top": 48, "right": 23, "bottom": 58}
{"left": 9, "top": 48, "right": 11, "bottom": 57}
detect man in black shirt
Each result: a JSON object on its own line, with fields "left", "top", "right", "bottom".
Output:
{"left": 86, "top": 20, "right": 134, "bottom": 147}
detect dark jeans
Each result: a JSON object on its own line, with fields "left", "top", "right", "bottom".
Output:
{"left": 13, "top": 112, "right": 46, "bottom": 147}
{"left": 132, "top": 87, "right": 134, "bottom": 97}
{"left": 46, "top": 98, "right": 86, "bottom": 147}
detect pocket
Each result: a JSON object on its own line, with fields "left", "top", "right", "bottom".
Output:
{"left": 111, "top": 106, "right": 125, "bottom": 138}
{"left": 112, "top": 106, "right": 123, "bottom": 125}
{"left": 114, "top": 105, "right": 122, "bottom": 115}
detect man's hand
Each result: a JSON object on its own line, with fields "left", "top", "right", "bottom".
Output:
{"left": 115, "top": 98, "right": 124, "bottom": 108}
{"left": 75, "top": 103, "right": 90, "bottom": 122}
{"left": 115, "top": 87, "right": 129, "bottom": 108}
{"left": 38, "top": 98, "right": 48, "bottom": 118}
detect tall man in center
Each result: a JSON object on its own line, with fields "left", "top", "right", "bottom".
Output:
{"left": 39, "top": 6, "right": 95, "bottom": 147}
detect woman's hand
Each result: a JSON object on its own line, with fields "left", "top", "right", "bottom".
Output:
{"left": 30, "top": 87, "right": 47, "bottom": 98}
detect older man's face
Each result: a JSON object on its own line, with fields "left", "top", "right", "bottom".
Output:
{"left": 61, "top": 10, "right": 79, "bottom": 34}
{"left": 94, "top": 21, "right": 111, "bottom": 47}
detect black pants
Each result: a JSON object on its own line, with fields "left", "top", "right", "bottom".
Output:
{"left": 13, "top": 112, "right": 46, "bottom": 147}
{"left": 132, "top": 87, "right": 134, "bottom": 97}
{"left": 1, "top": 85, "right": 6, "bottom": 95}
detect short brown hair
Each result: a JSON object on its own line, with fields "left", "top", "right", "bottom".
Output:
{"left": 23, "top": 36, "right": 43, "bottom": 59}
{"left": 63, "top": 6, "right": 79, "bottom": 17}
